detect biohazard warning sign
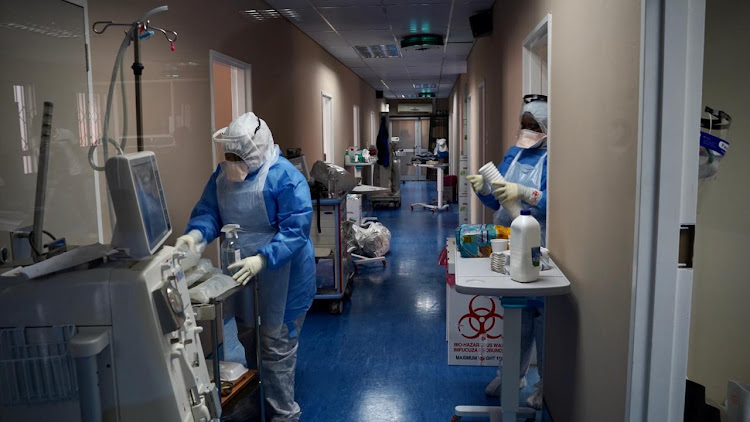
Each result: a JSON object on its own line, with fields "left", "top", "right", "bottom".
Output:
{"left": 447, "top": 289, "right": 504, "bottom": 366}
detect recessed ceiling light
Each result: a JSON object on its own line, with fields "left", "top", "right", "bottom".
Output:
{"left": 355, "top": 45, "right": 400, "bottom": 59}
{"left": 240, "top": 9, "right": 282, "bottom": 21}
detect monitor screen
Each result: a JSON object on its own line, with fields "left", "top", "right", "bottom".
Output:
{"left": 132, "top": 159, "right": 170, "bottom": 250}
{"left": 289, "top": 155, "right": 310, "bottom": 180}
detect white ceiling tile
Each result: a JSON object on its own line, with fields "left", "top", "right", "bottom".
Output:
{"left": 402, "top": 55, "right": 444, "bottom": 66}
{"left": 362, "top": 57, "right": 404, "bottom": 67}
{"left": 406, "top": 66, "right": 442, "bottom": 77}
{"left": 445, "top": 42, "right": 473, "bottom": 58}
{"left": 325, "top": 45, "right": 361, "bottom": 59}
{"left": 448, "top": 26, "right": 475, "bottom": 43}
{"left": 385, "top": 4, "right": 452, "bottom": 32}
{"left": 339, "top": 57, "right": 367, "bottom": 67}
{"left": 312, "top": 0, "right": 383, "bottom": 5}
{"left": 292, "top": 10, "right": 335, "bottom": 32}
{"left": 318, "top": 6, "right": 390, "bottom": 31}
{"left": 265, "top": 0, "right": 310, "bottom": 8}
{"left": 337, "top": 30, "right": 397, "bottom": 46}
{"left": 308, "top": 31, "right": 349, "bottom": 46}
{"left": 382, "top": 0, "right": 452, "bottom": 4}
{"left": 442, "top": 61, "right": 468, "bottom": 74}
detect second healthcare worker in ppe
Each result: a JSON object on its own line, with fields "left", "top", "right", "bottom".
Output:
{"left": 466, "top": 95, "right": 548, "bottom": 408}
{"left": 175, "top": 112, "right": 315, "bottom": 422}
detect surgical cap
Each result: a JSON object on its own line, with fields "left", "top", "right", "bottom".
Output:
{"left": 213, "top": 112, "right": 275, "bottom": 170}
{"left": 521, "top": 100, "right": 548, "bottom": 134}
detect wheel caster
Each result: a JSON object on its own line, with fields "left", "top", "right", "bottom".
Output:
{"left": 329, "top": 300, "right": 343, "bottom": 314}
{"left": 382, "top": 260, "right": 386, "bottom": 267}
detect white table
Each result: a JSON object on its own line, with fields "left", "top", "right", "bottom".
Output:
{"left": 410, "top": 163, "right": 450, "bottom": 213}
{"left": 345, "top": 160, "right": 377, "bottom": 185}
{"left": 452, "top": 254, "right": 571, "bottom": 422}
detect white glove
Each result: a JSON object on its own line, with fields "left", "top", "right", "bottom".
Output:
{"left": 174, "top": 230, "right": 206, "bottom": 253}
{"left": 466, "top": 174, "right": 491, "bottom": 195}
{"left": 490, "top": 181, "right": 543, "bottom": 206}
{"left": 229, "top": 254, "right": 266, "bottom": 285}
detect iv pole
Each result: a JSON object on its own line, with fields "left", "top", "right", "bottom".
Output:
{"left": 92, "top": 6, "right": 177, "bottom": 152}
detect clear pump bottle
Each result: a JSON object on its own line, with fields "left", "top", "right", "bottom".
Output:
{"left": 220, "top": 224, "right": 242, "bottom": 275}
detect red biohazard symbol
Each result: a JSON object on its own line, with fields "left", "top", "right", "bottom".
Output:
{"left": 458, "top": 296, "right": 503, "bottom": 339}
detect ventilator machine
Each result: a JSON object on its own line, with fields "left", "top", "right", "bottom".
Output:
{"left": 0, "top": 152, "right": 220, "bottom": 421}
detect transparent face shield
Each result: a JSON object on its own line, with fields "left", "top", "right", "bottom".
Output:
{"left": 213, "top": 116, "right": 266, "bottom": 176}
{"left": 699, "top": 106, "right": 731, "bottom": 179}
{"left": 518, "top": 94, "right": 548, "bottom": 148}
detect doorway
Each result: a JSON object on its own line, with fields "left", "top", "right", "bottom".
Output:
{"left": 209, "top": 51, "right": 252, "bottom": 172}
{"left": 322, "top": 92, "right": 334, "bottom": 163}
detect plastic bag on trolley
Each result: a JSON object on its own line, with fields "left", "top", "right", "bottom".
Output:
{"left": 344, "top": 221, "right": 391, "bottom": 258}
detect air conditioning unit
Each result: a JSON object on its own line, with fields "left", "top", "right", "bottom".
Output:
{"left": 397, "top": 102, "right": 434, "bottom": 114}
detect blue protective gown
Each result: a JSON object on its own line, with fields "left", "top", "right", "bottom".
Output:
{"left": 475, "top": 146, "right": 548, "bottom": 224}
{"left": 185, "top": 156, "right": 316, "bottom": 325}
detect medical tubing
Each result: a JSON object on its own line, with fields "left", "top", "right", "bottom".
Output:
{"left": 88, "top": 6, "right": 169, "bottom": 170}
{"left": 88, "top": 32, "right": 130, "bottom": 171}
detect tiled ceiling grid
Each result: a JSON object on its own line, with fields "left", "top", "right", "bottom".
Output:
{"left": 264, "top": 0, "right": 494, "bottom": 99}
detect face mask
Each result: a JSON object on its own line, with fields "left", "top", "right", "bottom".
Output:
{"left": 222, "top": 161, "right": 250, "bottom": 182}
{"left": 516, "top": 129, "right": 547, "bottom": 149}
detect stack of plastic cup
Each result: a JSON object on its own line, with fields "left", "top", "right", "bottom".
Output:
{"left": 478, "top": 161, "right": 522, "bottom": 216}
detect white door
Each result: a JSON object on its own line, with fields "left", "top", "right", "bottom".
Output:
{"left": 322, "top": 93, "right": 333, "bottom": 163}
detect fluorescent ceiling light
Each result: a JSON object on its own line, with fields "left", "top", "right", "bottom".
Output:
{"left": 355, "top": 45, "right": 400, "bottom": 59}
{"left": 240, "top": 9, "right": 282, "bottom": 21}
{"left": 0, "top": 22, "right": 79, "bottom": 38}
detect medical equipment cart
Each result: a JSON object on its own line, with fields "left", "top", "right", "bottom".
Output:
{"left": 311, "top": 196, "right": 353, "bottom": 314}
{"left": 193, "top": 279, "right": 264, "bottom": 419}
{"left": 451, "top": 254, "right": 571, "bottom": 422}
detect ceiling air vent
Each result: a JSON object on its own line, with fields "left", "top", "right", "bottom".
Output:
{"left": 355, "top": 45, "right": 400, "bottom": 59}
{"left": 400, "top": 34, "right": 444, "bottom": 52}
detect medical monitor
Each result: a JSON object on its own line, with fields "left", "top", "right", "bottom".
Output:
{"left": 105, "top": 152, "right": 172, "bottom": 258}
{"left": 289, "top": 155, "right": 310, "bottom": 181}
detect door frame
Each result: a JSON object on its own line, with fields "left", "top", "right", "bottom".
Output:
{"left": 627, "top": 0, "right": 705, "bottom": 420}
{"left": 321, "top": 91, "right": 334, "bottom": 163}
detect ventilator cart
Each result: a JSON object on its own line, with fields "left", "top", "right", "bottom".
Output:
{"left": 311, "top": 195, "right": 354, "bottom": 314}
{"left": 0, "top": 152, "right": 221, "bottom": 422}
{"left": 192, "top": 279, "right": 266, "bottom": 420}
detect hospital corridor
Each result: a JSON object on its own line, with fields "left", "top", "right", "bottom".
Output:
{"left": 0, "top": 0, "right": 748, "bottom": 422}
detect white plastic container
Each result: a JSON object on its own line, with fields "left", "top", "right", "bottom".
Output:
{"left": 509, "top": 210, "right": 541, "bottom": 283}
{"left": 478, "top": 161, "right": 522, "bottom": 216}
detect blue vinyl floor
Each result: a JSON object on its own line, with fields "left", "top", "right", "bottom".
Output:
{"left": 224, "top": 181, "right": 545, "bottom": 422}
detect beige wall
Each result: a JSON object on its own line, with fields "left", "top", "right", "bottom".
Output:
{"left": 688, "top": 0, "right": 750, "bottom": 405}
{"left": 460, "top": 0, "right": 642, "bottom": 420}
{"left": 87, "top": 0, "right": 381, "bottom": 245}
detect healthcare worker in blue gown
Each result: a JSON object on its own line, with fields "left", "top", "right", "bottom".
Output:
{"left": 466, "top": 95, "right": 548, "bottom": 409}
{"left": 175, "top": 112, "right": 315, "bottom": 422}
